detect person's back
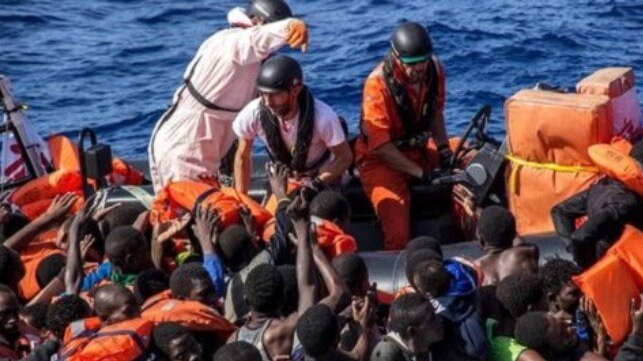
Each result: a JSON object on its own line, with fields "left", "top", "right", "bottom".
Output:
{"left": 233, "top": 264, "right": 295, "bottom": 360}
{"left": 430, "top": 260, "right": 490, "bottom": 361}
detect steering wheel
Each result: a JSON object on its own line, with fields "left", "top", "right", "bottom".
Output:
{"left": 449, "top": 105, "right": 492, "bottom": 168}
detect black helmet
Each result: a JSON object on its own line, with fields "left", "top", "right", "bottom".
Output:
{"left": 391, "top": 22, "right": 433, "bottom": 64}
{"left": 256, "top": 55, "right": 303, "bottom": 93}
{"left": 248, "top": 0, "right": 292, "bottom": 23}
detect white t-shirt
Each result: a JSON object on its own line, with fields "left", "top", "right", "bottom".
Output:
{"left": 232, "top": 97, "right": 346, "bottom": 169}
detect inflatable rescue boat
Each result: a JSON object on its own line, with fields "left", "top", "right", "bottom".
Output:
{"left": 1, "top": 66, "right": 641, "bottom": 298}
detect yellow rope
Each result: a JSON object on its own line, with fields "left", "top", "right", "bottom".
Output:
{"left": 505, "top": 154, "right": 599, "bottom": 194}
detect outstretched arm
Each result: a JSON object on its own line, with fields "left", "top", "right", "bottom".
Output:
{"left": 4, "top": 193, "right": 78, "bottom": 251}
{"left": 151, "top": 214, "right": 191, "bottom": 270}
{"left": 234, "top": 138, "right": 254, "bottom": 194}
{"left": 230, "top": 18, "right": 308, "bottom": 66}
{"left": 192, "top": 205, "right": 226, "bottom": 298}
{"left": 312, "top": 237, "right": 349, "bottom": 312}
{"left": 291, "top": 193, "right": 316, "bottom": 315}
{"left": 65, "top": 198, "right": 99, "bottom": 296}
{"left": 317, "top": 141, "right": 352, "bottom": 185}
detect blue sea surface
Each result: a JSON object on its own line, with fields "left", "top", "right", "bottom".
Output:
{"left": 1, "top": 0, "right": 642, "bottom": 159}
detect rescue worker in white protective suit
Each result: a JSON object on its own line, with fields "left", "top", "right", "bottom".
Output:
{"left": 148, "top": 0, "right": 309, "bottom": 192}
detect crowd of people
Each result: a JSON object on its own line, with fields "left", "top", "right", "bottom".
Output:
{"left": 0, "top": 160, "right": 641, "bottom": 361}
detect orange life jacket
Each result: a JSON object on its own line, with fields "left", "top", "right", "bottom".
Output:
{"left": 10, "top": 134, "right": 144, "bottom": 220}
{"left": 48, "top": 134, "right": 145, "bottom": 186}
{"left": 312, "top": 218, "right": 358, "bottom": 259}
{"left": 376, "top": 290, "right": 396, "bottom": 305}
{"left": 17, "top": 240, "right": 65, "bottom": 301}
{"left": 608, "top": 225, "right": 643, "bottom": 289}
{"left": 394, "top": 286, "right": 416, "bottom": 300}
{"left": 141, "top": 291, "right": 235, "bottom": 340}
{"left": 9, "top": 169, "right": 84, "bottom": 220}
{"left": 262, "top": 216, "right": 358, "bottom": 259}
{"left": 588, "top": 140, "right": 643, "bottom": 196}
{"left": 573, "top": 253, "right": 639, "bottom": 345}
{"left": 59, "top": 317, "right": 153, "bottom": 361}
{"left": 152, "top": 181, "right": 271, "bottom": 233}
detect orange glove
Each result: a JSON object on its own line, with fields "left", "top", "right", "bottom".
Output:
{"left": 286, "top": 19, "right": 308, "bottom": 52}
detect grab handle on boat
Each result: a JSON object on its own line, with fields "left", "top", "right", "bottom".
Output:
{"left": 78, "top": 128, "right": 113, "bottom": 198}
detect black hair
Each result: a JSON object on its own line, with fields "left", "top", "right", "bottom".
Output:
{"left": 406, "top": 236, "right": 443, "bottom": 258}
{"left": 310, "top": 191, "right": 350, "bottom": 223}
{"left": 479, "top": 205, "right": 516, "bottom": 250}
{"left": 217, "top": 224, "right": 254, "bottom": 270}
{"left": 245, "top": 263, "right": 284, "bottom": 315}
{"left": 389, "top": 293, "right": 433, "bottom": 338}
{"left": 514, "top": 311, "right": 549, "bottom": 351}
{"left": 277, "top": 265, "right": 298, "bottom": 316}
{"left": 21, "top": 303, "right": 49, "bottom": 331}
{"left": 46, "top": 295, "right": 92, "bottom": 340}
{"left": 296, "top": 304, "right": 339, "bottom": 358}
{"left": 540, "top": 258, "right": 582, "bottom": 298}
{"left": 105, "top": 226, "right": 146, "bottom": 272}
{"left": 213, "top": 341, "right": 262, "bottom": 361}
{"left": 152, "top": 322, "right": 193, "bottom": 357}
{"left": 0, "top": 213, "right": 30, "bottom": 242}
{"left": 496, "top": 272, "right": 544, "bottom": 318}
{"left": 405, "top": 249, "right": 442, "bottom": 287}
{"left": 413, "top": 259, "right": 451, "bottom": 297}
{"left": 80, "top": 219, "right": 105, "bottom": 257}
{"left": 170, "top": 262, "right": 212, "bottom": 299}
{"left": 630, "top": 139, "right": 643, "bottom": 164}
{"left": 99, "top": 203, "right": 148, "bottom": 239}
{"left": 0, "top": 245, "right": 24, "bottom": 287}
{"left": 63, "top": 218, "right": 105, "bottom": 257}
{"left": 332, "top": 253, "right": 368, "bottom": 296}
{"left": 134, "top": 268, "right": 169, "bottom": 304}
{"left": 35, "top": 253, "right": 66, "bottom": 288}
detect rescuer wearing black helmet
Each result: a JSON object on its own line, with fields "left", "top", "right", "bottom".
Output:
{"left": 232, "top": 55, "right": 352, "bottom": 201}
{"left": 247, "top": 0, "right": 292, "bottom": 24}
{"left": 148, "top": 0, "right": 310, "bottom": 193}
{"left": 354, "top": 21, "right": 451, "bottom": 250}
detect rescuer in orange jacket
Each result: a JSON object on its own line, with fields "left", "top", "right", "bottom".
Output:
{"left": 354, "top": 21, "right": 450, "bottom": 250}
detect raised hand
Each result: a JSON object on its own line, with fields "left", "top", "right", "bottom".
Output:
{"left": 192, "top": 205, "right": 221, "bottom": 254}
{"left": 69, "top": 194, "right": 99, "bottom": 234}
{"left": 286, "top": 189, "right": 310, "bottom": 224}
{"left": 44, "top": 193, "right": 79, "bottom": 222}
{"left": 631, "top": 294, "right": 643, "bottom": 337}
{"left": 266, "top": 162, "right": 289, "bottom": 201}
{"left": 154, "top": 213, "right": 192, "bottom": 245}
{"left": 66, "top": 195, "right": 99, "bottom": 296}
{"left": 286, "top": 19, "right": 309, "bottom": 52}
{"left": 580, "top": 296, "right": 609, "bottom": 355}
{"left": 238, "top": 204, "right": 256, "bottom": 241}
{"left": 0, "top": 204, "right": 10, "bottom": 225}
{"left": 92, "top": 202, "right": 122, "bottom": 222}
{"left": 80, "top": 234, "right": 97, "bottom": 261}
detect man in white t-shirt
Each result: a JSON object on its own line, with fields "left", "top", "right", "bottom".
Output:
{"left": 232, "top": 55, "right": 352, "bottom": 195}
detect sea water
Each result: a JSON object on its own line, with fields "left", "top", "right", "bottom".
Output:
{"left": 1, "top": 0, "right": 642, "bottom": 158}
